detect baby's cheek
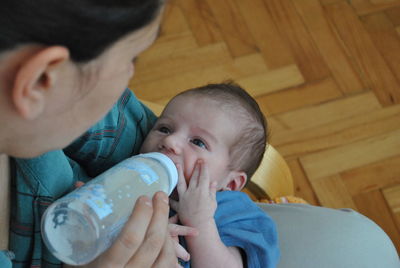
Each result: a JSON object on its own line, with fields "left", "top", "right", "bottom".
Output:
{"left": 140, "top": 136, "right": 155, "bottom": 153}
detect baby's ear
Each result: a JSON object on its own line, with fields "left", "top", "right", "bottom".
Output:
{"left": 225, "top": 171, "right": 247, "bottom": 191}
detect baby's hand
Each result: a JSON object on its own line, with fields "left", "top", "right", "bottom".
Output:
{"left": 168, "top": 214, "right": 198, "bottom": 262}
{"left": 170, "top": 160, "right": 217, "bottom": 228}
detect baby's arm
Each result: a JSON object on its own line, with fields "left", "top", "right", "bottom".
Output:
{"left": 182, "top": 220, "right": 244, "bottom": 268}
{"left": 170, "top": 160, "right": 244, "bottom": 268}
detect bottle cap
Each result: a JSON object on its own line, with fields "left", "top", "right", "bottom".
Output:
{"left": 140, "top": 152, "right": 178, "bottom": 195}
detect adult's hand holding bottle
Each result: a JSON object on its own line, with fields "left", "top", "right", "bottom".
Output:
{"left": 65, "top": 192, "right": 180, "bottom": 268}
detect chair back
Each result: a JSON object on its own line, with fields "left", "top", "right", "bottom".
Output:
{"left": 245, "top": 146, "right": 294, "bottom": 199}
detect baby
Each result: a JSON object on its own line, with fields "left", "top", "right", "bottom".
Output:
{"left": 140, "top": 83, "right": 280, "bottom": 268}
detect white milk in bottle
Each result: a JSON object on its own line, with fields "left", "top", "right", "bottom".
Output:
{"left": 41, "top": 152, "right": 177, "bottom": 266}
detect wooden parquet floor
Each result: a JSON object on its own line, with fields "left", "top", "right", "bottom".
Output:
{"left": 129, "top": 0, "right": 400, "bottom": 252}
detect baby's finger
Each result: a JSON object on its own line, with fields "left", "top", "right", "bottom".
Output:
{"left": 173, "top": 239, "right": 191, "bottom": 262}
{"left": 198, "top": 161, "right": 211, "bottom": 191}
{"left": 176, "top": 164, "right": 187, "bottom": 195}
{"left": 169, "top": 223, "right": 199, "bottom": 237}
{"left": 209, "top": 181, "right": 218, "bottom": 198}
{"left": 188, "top": 160, "right": 201, "bottom": 190}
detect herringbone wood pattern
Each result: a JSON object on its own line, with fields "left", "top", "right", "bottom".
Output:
{"left": 129, "top": 0, "right": 400, "bottom": 252}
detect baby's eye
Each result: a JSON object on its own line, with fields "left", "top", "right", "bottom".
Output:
{"left": 191, "top": 138, "right": 207, "bottom": 149}
{"left": 157, "top": 126, "right": 170, "bottom": 134}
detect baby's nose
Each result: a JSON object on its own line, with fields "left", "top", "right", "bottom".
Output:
{"left": 161, "top": 135, "right": 182, "bottom": 155}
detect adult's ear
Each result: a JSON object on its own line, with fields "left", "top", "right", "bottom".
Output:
{"left": 12, "top": 46, "right": 69, "bottom": 119}
{"left": 225, "top": 171, "right": 247, "bottom": 191}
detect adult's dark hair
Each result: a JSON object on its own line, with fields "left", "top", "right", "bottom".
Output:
{"left": 176, "top": 82, "right": 268, "bottom": 181}
{"left": 0, "top": 0, "right": 162, "bottom": 62}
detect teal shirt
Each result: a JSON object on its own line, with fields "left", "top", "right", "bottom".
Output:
{"left": 7, "top": 89, "right": 156, "bottom": 268}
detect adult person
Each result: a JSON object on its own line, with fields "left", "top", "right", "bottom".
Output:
{"left": 0, "top": 1, "right": 185, "bottom": 267}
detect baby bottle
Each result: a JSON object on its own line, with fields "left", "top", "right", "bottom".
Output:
{"left": 41, "top": 152, "right": 177, "bottom": 266}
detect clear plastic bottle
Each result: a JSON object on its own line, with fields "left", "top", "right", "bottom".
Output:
{"left": 41, "top": 152, "right": 178, "bottom": 266}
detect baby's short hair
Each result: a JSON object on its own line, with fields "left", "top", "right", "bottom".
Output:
{"left": 176, "top": 82, "right": 268, "bottom": 181}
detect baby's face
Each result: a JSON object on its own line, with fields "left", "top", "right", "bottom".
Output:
{"left": 141, "top": 95, "right": 240, "bottom": 190}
